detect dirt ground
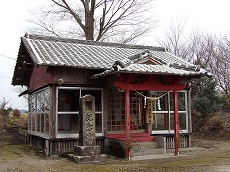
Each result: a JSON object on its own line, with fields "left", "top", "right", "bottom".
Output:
{"left": 0, "top": 130, "right": 230, "bottom": 172}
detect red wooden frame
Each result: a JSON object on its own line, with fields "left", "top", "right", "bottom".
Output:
{"left": 114, "top": 74, "right": 186, "bottom": 157}
{"left": 173, "top": 90, "right": 179, "bottom": 155}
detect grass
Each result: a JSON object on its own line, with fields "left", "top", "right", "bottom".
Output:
{"left": 135, "top": 151, "right": 230, "bottom": 171}
{"left": 0, "top": 144, "right": 29, "bottom": 160}
{"left": 0, "top": 143, "right": 230, "bottom": 172}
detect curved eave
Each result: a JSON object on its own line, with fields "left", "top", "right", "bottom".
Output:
{"left": 91, "top": 69, "right": 209, "bottom": 79}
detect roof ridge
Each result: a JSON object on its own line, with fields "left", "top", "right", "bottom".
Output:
{"left": 23, "top": 34, "right": 166, "bottom": 51}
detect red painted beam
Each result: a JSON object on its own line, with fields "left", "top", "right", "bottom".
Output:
{"left": 173, "top": 89, "right": 179, "bottom": 155}
{"left": 114, "top": 74, "right": 186, "bottom": 92}
{"left": 115, "top": 81, "right": 186, "bottom": 92}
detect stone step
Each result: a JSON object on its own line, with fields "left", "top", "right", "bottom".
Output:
{"left": 132, "top": 141, "right": 159, "bottom": 150}
{"left": 69, "top": 145, "right": 107, "bottom": 163}
{"left": 131, "top": 141, "right": 166, "bottom": 156}
{"left": 105, "top": 133, "right": 155, "bottom": 142}
{"left": 132, "top": 148, "right": 176, "bottom": 156}
{"left": 131, "top": 133, "right": 155, "bottom": 142}
{"left": 68, "top": 154, "right": 107, "bottom": 164}
{"left": 73, "top": 145, "right": 101, "bottom": 156}
{"left": 132, "top": 148, "right": 161, "bottom": 156}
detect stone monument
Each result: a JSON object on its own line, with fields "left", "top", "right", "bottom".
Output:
{"left": 68, "top": 94, "right": 107, "bottom": 163}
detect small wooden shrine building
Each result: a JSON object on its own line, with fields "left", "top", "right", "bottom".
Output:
{"left": 12, "top": 34, "right": 209, "bottom": 158}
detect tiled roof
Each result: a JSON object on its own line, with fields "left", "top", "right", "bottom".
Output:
{"left": 13, "top": 34, "right": 210, "bottom": 86}
{"left": 92, "top": 63, "right": 208, "bottom": 78}
{"left": 21, "top": 34, "right": 193, "bottom": 70}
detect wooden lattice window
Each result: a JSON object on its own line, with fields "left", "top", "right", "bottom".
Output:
{"left": 107, "top": 88, "right": 145, "bottom": 133}
{"left": 107, "top": 88, "right": 125, "bottom": 133}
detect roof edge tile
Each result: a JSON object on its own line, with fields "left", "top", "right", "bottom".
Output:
{"left": 23, "top": 34, "right": 166, "bottom": 52}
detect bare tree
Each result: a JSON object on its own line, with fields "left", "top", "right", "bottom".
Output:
{"left": 186, "top": 31, "right": 215, "bottom": 68}
{"left": 0, "top": 98, "right": 11, "bottom": 126}
{"left": 28, "top": 0, "right": 156, "bottom": 43}
{"left": 0, "top": 97, "right": 10, "bottom": 110}
{"left": 156, "top": 18, "right": 191, "bottom": 60}
{"left": 13, "top": 86, "right": 28, "bottom": 102}
{"left": 159, "top": 23, "right": 230, "bottom": 104}
{"left": 209, "top": 36, "right": 230, "bottom": 100}
{"left": 189, "top": 33, "right": 230, "bottom": 100}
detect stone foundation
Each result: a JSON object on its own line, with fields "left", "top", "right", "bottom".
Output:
{"left": 68, "top": 145, "right": 107, "bottom": 163}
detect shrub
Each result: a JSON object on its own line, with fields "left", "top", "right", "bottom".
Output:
{"left": 200, "top": 113, "right": 230, "bottom": 139}
{"left": 191, "top": 77, "right": 222, "bottom": 117}
{"left": 12, "top": 109, "right": 21, "bottom": 118}
{"left": 7, "top": 114, "right": 28, "bottom": 131}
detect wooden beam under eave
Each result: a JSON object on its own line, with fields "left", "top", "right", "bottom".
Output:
{"left": 18, "top": 67, "right": 33, "bottom": 71}
{"left": 114, "top": 81, "right": 186, "bottom": 91}
{"left": 114, "top": 74, "right": 186, "bottom": 91}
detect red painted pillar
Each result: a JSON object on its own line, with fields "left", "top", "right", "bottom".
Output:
{"left": 125, "top": 84, "right": 131, "bottom": 158}
{"left": 173, "top": 89, "right": 179, "bottom": 155}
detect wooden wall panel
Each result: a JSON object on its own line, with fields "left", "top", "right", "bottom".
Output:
{"left": 29, "top": 66, "right": 53, "bottom": 91}
{"left": 29, "top": 66, "right": 104, "bottom": 91}
{"left": 52, "top": 67, "right": 103, "bottom": 86}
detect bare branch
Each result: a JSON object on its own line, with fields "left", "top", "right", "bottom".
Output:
{"left": 29, "top": 0, "right": 155, "bottom": 43}
{"left": 62, "top": 0, "right": 87, "bottom": 32}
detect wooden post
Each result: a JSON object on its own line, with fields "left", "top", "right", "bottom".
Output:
{"left": 173, "top": 89, "right": 179, "bottom": 156}
{"left": 125, "top": 84, "right": 131, "bottom": 158}
{"left": 187, "top": 89, "right": 192, "bottom": 147}
{"left": 50, "top": 86, "right": 56, "bottom": 138}
{"left": 187, "top": 89, "right": 192, "bottom": 133}
{"left": 44, "top": 139, "right": 49, "bottom": 156}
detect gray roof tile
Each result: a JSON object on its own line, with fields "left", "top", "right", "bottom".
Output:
{"left": 22, "top": 35, "right": 188, "bottom": 68}
{"left": 92, "top": 64, "right": 208, "bottom": 78}
{"left": 19, "top": 34, "right": 208, "bottom": 78}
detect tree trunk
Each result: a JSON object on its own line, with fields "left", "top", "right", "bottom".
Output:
{"left": 84, "top": 0, "right": 95, "bottom": 40}
{"left": 85, "top": 13, "right": 94, "bottom": 40}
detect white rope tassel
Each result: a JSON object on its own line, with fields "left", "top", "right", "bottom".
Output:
{"left": 139, "top": 99, "right": 142, "bottom": 123}
{"left": 157, "top": 99, "right": 161, "bottom": 110}
{"left": 144, "top": 97, "right": 147, "bottom": 108}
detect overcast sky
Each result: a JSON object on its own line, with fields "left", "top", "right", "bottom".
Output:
{"left": 0, "top": 0, "right": 229, "bottom": 110}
